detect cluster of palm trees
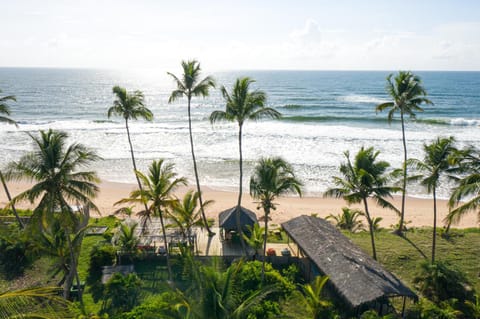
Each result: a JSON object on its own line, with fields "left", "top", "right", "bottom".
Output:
{"left": 2, "top": 66, "right": 480, "bottom": 317}
{"left": 326, "top": 71, "right": 480, "bottom": 264}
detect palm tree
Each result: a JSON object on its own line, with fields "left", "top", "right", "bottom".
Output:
{"left": 0, "top": 89, "right": 17, "bottom": 125}
{"left": 447, "top": 146, "right": 480, "bottom": 227}
{"left": 301, "top": 276, "right": 332, "bottom": 319}
{"left": 168, "top": 190, "right": 212, "bottom": 248}
{"left": 112, "top": 220, "right": 140, "bottom": 262}
{"left": 6, "top": 129, "right": 100, "bottom": 299}
{"left": 7, "top": 129, "right": 100, "bottom": 220}
{"left": 107, "top": 86, "right": 153, "bottom": 193}
{"left": 0, "top": 286, "right": 74, "bottom": 319}
{"left": 376, "top": 71, "right": 433, "bottom": 235}
{"left": 243, "top": 223, "right": 265, "bottom": 258}
{"left": 35, "top": 210, "right": 90, "bottom": 301}
{"left": 250, "top": 157, "right": 302, "bottom": 282}
{"left": 116, "top": 159, "right": 186, "bottom": 282}
{"left": 174, "top": 259, "right": 274, "bottom": 319}
{"left": 326, "top": 207, "right": 365, "bottom": 232}
{"left": 210, "top": 77, "right": 281, "bottom": 254}
{"left": 325, "top": 147, "right": 399, "bottom": 260}
{"left": 167, "top": 60, "right": 216, "bottom": 236}
{"left": 0, "top": 89, "right": 21, "bottom": 228}
{"left": 408, "top": 136, "right": 457, "bottom": 263}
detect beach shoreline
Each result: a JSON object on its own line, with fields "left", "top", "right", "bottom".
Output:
{"left": 1, "top": 179, "right": 478, "bottom": 229}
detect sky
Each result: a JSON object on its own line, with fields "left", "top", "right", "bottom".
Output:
{"left": 1, "top": 0, "right": 480, "bottom": 71}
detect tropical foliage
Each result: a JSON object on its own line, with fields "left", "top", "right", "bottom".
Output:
{"left": 0, "top": 89, "right": 17, "bottom": 125}
{"left": 168, "top": 190, "right": 210, "bottom": 246}
{"left": 408, "top": 136, "right": 457, "bottom": 263}
{"left": 376, "top": 71, "right": 433, "bottom": 235}
{"left": 448, "top": 146, "right": 480, "bottom": 226}
{"left": 326, "top": 207, "right": 365, "bottom": 232}
{"left": 107, "top": 86, "right": 153, "bottom": 192}
{"left": 250, "top": 157, "right": 302, "bottom": 282}
{"left": 325, "top": 146, "right": 399, "bottom": 260}
{"left": 210, "top": 77, "right": 281, "bottom": 253}
{"left": 0, "top": 286, "right": 74, "bottom": 319}
{"left": 168, "top": 60, "right": 216, "bottom": 236}
{"left": 117, "top": 159, "right": 186, "bottom": 281}
{"left": 6, "top": 129, "right": 99, "bottom": 299}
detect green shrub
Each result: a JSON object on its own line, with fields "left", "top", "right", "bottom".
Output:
{"left": 0, "top": 226, "right": 32, "bottom": 278}
{"left": 413, "top": 260, "right": 475, "bottom": 304}
{"left": 101, "top": 273, "right": 142, "bottom": 316}
{"left": 87, "top": 244, "right": 116, "bottom": 302}
{"left": 234, "top": 261, "right": 295, "bottom": 319}
{"left": 120, "top": 292, "right": 183, "bottom": 319}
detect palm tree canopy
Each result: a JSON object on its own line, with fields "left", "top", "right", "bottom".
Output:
{"left": 168, "top": 190, "right": 212, "bottom": 237}
{"left": 447, "top": 147, "right": 480, "bottom": 224}
{"left": 250, "top": 157, "right": 303, "bottom": 212}
{"left": 0, "top": 286, "right": 74, "bottom": 319}
{"left": 0, "top": 89, "right": 18, "bottom": 126}
{"left": 210, "top": 77, "right": 281, "bottom": 126}
{"left": 167, "top": 60, "right": 216, "bottom": 102}
{"left": 116, "top": 159, "right": 187, "bottom": 218}
{"left": 376, "top": 71, "right": 433, "bottom": 122}
{"left": 324, "top": 147, "right": 400, "bottom": 213}
{"left": 107, "top": 86, "right": 153, "bottom": 121}
{"left": 7, "top": 129, "right": 100, "bottom": 216}
{"left": 408, "top": 136, "right": 457, "bottom": 193}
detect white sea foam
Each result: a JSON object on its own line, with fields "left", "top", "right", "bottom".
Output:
{"left": 449, "top": 118, "right": 480, "bottom": 126}
{"left": 339, "top": 94, "right": 388, "bottom": 104}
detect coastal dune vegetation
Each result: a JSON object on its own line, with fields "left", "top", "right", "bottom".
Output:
{"left": 0, "top": 64, "right": 479, "bottom": 318}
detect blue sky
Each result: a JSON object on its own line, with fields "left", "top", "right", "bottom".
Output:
{"left": 2, "top": 0, "right": 480, "bottom": 70}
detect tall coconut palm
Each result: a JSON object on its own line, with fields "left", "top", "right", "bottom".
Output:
{"left": 210, "top": 77, "right": 281, "bottom": 254}
{"left": 408, "top": 137, "right": 457, "bottom": 263}
{"left": 250, "top": 157, "right": 302, "bottom": 282}
{"left": 0, "top": 89, "right": 22, "bottom": 228}
{"left": 325, "top": 147, "right": 399, "bottom": 260}
{"left": 107, "top": 86, "right": 153, "bottom": 193}
{"left": 167, "top": 60, "right": 216, "bottom": 236}
{"left": 447, "top": 146, "right": 480, "bottom": 227}
{"left": 116, "top": 159, "right": 186, "bottom": 282}
{"left": 7, "top": 129, "right": 99, "bottom": 299}
{"left": 376, "top": 71, "right": 433, "bottom": 235}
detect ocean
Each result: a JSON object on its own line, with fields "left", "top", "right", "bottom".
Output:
{"left": 1, "top": 68, "right": 479, "bottom": 199}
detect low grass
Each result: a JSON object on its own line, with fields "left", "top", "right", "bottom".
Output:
{"left": 344, "top": 227, "right": 480, "bottom": 292}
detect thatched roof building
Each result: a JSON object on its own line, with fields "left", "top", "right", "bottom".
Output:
{"left": 219, "top": 206, "right": 258, "bottom": 232}
{"left": 282, "top": 215, "right": 417, "bottom": 313}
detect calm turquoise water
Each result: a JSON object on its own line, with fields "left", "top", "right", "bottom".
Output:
{"left": 1, "top": 68, "right": 479, "bottom": 197}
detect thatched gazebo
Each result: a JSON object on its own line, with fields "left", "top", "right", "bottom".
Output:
{"left": 282, "top": 215, "right": 417, "bottom": 316}
{"left": 219, "top": 206, "right": 258, "bottom": 233}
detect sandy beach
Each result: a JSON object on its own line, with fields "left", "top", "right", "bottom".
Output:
{"left": 1, "top": 180, "right": 478, "bottom": 229}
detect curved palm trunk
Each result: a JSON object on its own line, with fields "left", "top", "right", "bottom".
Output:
{"left": 125, "top": 119, "right": 150, "bottom": 229}
{"left": 158, "top": 208, "right": 173, "bottom": 282}
{"left": 187, "top": 95, "right": 214, "bottom": 236}
{"left": 363, "top": 198, "right": 377, "bottom": 260}
{"left": 397, "top": 112, "right": 408, "bottom": 235}
{"left": 65, "top": 232, "right": 84, "bottom": 308}
{"left": 261, "top": 205, "right": 270, "bottom": 284}
{"left": 237, "top": 124, "right": 247, "bottom": 255}
{"left": 0, "top": 170, "right": 24, "bottom": 229}
{"left": 432, "top": 188, "right": 437, "bottom": 264}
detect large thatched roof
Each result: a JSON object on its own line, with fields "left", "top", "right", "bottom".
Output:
{"left": 282, "top": 215, "right": 417, "bottom": 309}
{"left": 219, "top": 206, "right": 258, "bottom": 231}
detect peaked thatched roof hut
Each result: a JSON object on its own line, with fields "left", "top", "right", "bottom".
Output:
{"left": 282, "top": 215, "right": 417, "bottom": 314}
{"left": 219, "top": 206, "right": 258, "bottom": 232}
